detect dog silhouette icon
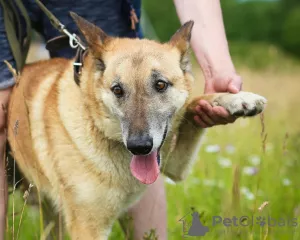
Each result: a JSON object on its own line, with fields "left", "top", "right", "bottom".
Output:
{"left": 188, "top": 211, "right": 209, "bottom": 236}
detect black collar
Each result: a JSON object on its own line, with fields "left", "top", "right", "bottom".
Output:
{"left": 73, "top": 47, "right": 88, "bottom": 85}
{"left": 46, "top": 35, "right": 87, "bottom": 86}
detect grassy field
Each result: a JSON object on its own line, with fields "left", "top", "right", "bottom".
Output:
{"left": 5, "top": 42, "right": 300, "bottom": 240}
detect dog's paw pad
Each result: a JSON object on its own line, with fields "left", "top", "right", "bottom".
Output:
{"left": 213, "top": 92, "right": 267, "bottom": 117}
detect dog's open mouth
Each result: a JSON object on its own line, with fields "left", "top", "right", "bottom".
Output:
{"left": 129, "top": 125, "right": 167, "bottom": 185}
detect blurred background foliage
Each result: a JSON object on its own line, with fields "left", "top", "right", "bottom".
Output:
{"left": 142, "top": 0, "right": 300, "bottom": 69}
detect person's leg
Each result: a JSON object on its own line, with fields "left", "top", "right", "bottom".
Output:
{"left": 128, "top": 176, "right": 167, "bottom": 239}
{"left": 0, "top": 88, "right": 12, "bottom": 240}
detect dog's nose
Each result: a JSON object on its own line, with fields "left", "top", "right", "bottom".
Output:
{"left": 127, "top": 135, "right": 153, "bottom": 155}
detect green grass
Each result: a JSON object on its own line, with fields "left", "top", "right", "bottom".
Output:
{"left": 165, "top": 116, "right": 300, "bottom": 240}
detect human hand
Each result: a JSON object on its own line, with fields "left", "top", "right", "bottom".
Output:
{"left": 193, "top": 74, "right": 242, "bottom": 128}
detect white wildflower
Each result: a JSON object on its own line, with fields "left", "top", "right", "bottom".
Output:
{"left": 205, "top": 144, "right": 220, "bottom": 153}
{"left": 248, "top": 155, "right": 261, "bottom": 166}
{"left": 217, "top": 157, "right": 232, "bottom": 168}
{"left": 282, "top": 178, "right": 291, "bottom": 186}
{"left": 225, "top": 144, "right": 236, "bottom": 154}
{"left": 241, "top": 186, "right": 255, "bottom": 200}
{"left": 243, "top": 166, "right": 258, "bottom": 176}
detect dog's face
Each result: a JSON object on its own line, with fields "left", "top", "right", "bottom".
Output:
{"left": 71, "top": 13, "right": 194, "bottom": 184}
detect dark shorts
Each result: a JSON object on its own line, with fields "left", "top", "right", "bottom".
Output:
{"left": 0, "top": 0, "right": 142, "bottom": 89}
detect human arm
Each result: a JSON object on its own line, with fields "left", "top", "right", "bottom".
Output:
{"left": 173, "top": 0, "right": 242, "bottom": 127}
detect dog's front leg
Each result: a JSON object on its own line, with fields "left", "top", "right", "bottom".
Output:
{"left": 161, "top": 91, "right": 266, "bottom": 182}
{"left": 63, "top": 202, "right": 113, "bottom": 240}
{"left": 66, "top": 217, "right": 111, "bottom": 240}
{"left": 160, "top": 108, "right": 206, "bottom": 182}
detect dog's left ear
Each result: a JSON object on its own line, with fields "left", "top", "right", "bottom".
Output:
{"left": 169, "top": 21, "right": 194, "bottom": 72}
{"left": 70, "top": 12, "right": 111, "bottom": 53}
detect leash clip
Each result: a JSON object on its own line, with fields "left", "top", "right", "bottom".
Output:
{"left": 61, "top": 27, "right": 86, "bottom": 51}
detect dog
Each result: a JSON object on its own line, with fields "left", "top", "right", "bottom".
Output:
{"left": 7, "top": 12, "right": 266, "bottom": 239}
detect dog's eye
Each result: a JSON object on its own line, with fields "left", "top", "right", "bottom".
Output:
{"left": 111, "top": 85, "right": 124, "bottom": 98}
{"left": 155, "top": 80, "right": 168, "bottom": 92}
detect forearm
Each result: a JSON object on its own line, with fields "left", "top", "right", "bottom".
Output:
{"left": 173, "top": 0, "right": 236, "bottom": 80}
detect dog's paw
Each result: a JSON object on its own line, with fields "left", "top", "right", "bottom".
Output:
{"left": 212, "top": 91, "right": 267, "bottom": 117}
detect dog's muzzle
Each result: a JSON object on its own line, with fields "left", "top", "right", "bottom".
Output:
{"left": 129, "top": 124, "right": 168, "bottom": 185}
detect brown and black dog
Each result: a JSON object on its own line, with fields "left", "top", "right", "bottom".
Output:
{"left": 7, "top": 13, "right": 266, "bottom": 239}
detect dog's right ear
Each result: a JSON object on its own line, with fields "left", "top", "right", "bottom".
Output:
{"left": 70, "top": 12, "right": 111, "bottom": 53}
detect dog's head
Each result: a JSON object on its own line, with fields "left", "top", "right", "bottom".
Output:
{"left": 71, "top": 13, "right": 194, "bottom": 184}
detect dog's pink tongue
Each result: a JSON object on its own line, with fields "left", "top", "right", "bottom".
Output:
{"left": 130, "top": 151, "right": 159, "bottom": 185}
